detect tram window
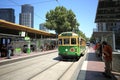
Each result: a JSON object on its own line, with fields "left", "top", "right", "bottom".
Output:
{"left": 64, "top": 38, "right": 69, "bottom": 44}
{"left": 80, "top": 39, "right": 82, "bottom": 45}
{"left": 58, "top": 39, "right": 62, "bottom": 45}
{"left": 71, "top": 38, "right": 76, "bottom": 44}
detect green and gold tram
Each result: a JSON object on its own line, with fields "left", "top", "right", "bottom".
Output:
{"left": 58, "top": 32, "right": 86, "bottom": 60}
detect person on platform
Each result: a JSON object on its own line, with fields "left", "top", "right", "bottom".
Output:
{"left": 6, "top": 43, "right": 13, "bottom": 59}
{"left": 95, "top": 42, "right": 101, "bottom": 57}
{"left": 102, "top": 41, "right": 112, "bottom": 78}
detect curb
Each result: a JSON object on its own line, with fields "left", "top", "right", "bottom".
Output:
{"left": 0, "top": 50, "right": 57, "bottom": 66}
{"left": 59, "top": 48, "right": 88, "bottom": 80}
{"left": 70, "top": 48, "right": 89, "bottom": 80}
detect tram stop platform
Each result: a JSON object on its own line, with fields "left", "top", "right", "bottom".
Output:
{"left": 77, "top": 47, "right": 120, "bottom": 80}
{"left": 0, "top": 49, "right": 58, "bottom": 66}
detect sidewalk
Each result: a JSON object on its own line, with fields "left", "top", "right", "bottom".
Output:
{"left": 78, "top": 47, "right": 119, "bottom": 80}
{"left": 0, "top": 49, "right": 58, "bottom": 66}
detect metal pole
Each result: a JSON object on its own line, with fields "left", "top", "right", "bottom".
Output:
{"left": 113, "top": 31, "right": 116, "bottom": 51}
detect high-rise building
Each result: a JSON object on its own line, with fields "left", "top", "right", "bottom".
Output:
{"left": 0, "top": 8, "right": 15, "bottom": 23}
{"left": 19, "top": 4, "right": 34, "bottom": 28}
{"left": 39, "top": 23, "right": 49, "bottom": 32}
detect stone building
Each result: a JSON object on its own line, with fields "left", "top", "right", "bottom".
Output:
{"left": 93, "top": 0, "right": 120, "bottom": 50}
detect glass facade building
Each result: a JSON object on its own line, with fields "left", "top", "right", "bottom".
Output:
{"left": 19, "top": 4, "right": 34, "bottom": 28}
{"left": 0, "top": 8, "right": 15, "bottom": 23}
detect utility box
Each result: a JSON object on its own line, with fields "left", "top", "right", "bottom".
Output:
{"left": 112, "top": 52, "right": 120, "bottom": 72}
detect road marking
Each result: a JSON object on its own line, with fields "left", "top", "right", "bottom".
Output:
{"left": 81, "top": 61, "right": 88, "bottom": 70}
{"left": 77, "top": 60, "right": 88, "bottom": 80}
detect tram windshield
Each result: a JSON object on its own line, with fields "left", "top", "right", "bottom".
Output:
{"left": 71, "top": 38, "right": 76, "bottom": 44}
{"left": 58, "top": 38, "right": 77, "bottom": 45}
{"left": 64, "top": 38, "right": 69, "bottom": 44}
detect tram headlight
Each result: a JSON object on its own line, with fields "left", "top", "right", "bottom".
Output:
{"left": 65, "top": 49, "right": 68, "bottom": 51}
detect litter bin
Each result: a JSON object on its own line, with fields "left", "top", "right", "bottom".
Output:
{"left": 112, "top": 51, "right": 120, "bottom": 72}
{"left": 27, "top": 48, "right": 31, "bottom": 54}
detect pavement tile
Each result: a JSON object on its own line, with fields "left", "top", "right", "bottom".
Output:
{"left": 80, "top": 47, "right": 118, "bottom": 80}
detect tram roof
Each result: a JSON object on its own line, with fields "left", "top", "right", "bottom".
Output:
{"left": 0, "top": 20, "right": 56, "bottom": 37}
{"left": 58, "top": 32, "right": 78, "bottom": 37}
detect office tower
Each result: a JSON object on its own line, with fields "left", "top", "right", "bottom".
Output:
{"left": 0, "top": 8, "right": 15, "bottom": 23}
{"left": 39, "top": 23, "right": 48, "bottom": 32}
{"left": 19, "top": 4, "right": 34, "bottom": 28}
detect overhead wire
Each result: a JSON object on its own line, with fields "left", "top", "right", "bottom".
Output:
{"left": 5, "top": 0, "right": 61, "bottom": 22}
{"left": 29, "top": 0, "right": 56, "bottom": 5}
{"left": 7, "top": 0, "right": 21, "bottom": 6}
{"left": 55, "top": 0, "right": 61, "bottom": 6}
{"left": 6, "top": 0, "right": 52, "bottom": 21}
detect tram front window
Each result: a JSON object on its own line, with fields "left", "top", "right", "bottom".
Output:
{"left": 71, "top": 38, "right": 76, "bottom": 44}
{"left": 64, "top": 38, "right": 69, "bottom": 44}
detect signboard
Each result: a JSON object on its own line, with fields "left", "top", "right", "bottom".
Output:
{"left": 24, "top": 37, "right": 30, "bottom": 40}
{"left": 19, "top": 31, "right": 26, "bottom": 37}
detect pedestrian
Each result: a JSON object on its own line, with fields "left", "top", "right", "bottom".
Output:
{"left": 1, "top": 44, "right": 7, "bottom": 57}
{"left": 95, "top": 42, "right": 101, "bottom": 57}
{"left": 102, "top": 41, "right": 112, "bottom": 78}
{"left": 0, "top": 45, "right": 1, "bottom": 57}
{"left": 6, "top": 43, "right": 13, "bottom": 59}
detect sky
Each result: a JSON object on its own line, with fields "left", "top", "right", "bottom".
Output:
{"left": 0, "top": 0, "right": 98, "bottom": 38}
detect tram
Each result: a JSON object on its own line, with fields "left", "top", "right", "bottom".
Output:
{"left": 58, "top": 32, "right": 86, "bottom": 60}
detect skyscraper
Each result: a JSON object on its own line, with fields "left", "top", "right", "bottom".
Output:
{"left": 0, "top": 8, "right": 15, "bottom": 23}
{"left": 19, "top": 4, "right": 34, "bottom": 28}
{"left": 39, "top": 23, "right": 48, "bottom": 32}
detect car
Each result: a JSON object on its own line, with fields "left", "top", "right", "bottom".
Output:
{"left": 86, "top": 42, "right": 90, "bottom": 46}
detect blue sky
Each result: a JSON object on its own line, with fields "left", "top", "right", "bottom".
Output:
{"left": 0, "top": 0, "right": 98, "bottom": 38}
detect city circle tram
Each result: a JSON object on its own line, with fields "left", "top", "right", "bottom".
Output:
{"left": 58, "top": 32, "right": 86, "bottom": 60}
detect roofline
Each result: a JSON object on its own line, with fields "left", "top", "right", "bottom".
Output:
{"left": 0, "top": 19, "right": 56, "bottom": 37}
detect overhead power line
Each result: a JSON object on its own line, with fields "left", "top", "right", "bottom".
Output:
{"left": 29, "top": 0, "right": 56, "bottom": 5}
{"left": 6, "top": 0, "right": 48, "bottom": 21}
{"left": 8, "top": 0, "right": 20, "bottom": 6}
{"left": 6, "top": 0, "right": 61, "bottom": 21}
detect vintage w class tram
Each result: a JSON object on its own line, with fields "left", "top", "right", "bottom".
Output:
{"left": 58, "top": 32, "right": 86, "bottom": 60}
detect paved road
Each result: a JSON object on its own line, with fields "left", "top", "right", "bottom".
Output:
{"left": 0, "top": 51, "right": 82, "bottom": 80}
{"left": 0, "top": 52, "right": 59, "bottom": 80}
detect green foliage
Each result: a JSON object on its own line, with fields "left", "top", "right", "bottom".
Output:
{"left": 75, "top": 29, "right": 89, "bottom": 41}
{"left": 44, "top": 6, "right": 79, "bottom": 34}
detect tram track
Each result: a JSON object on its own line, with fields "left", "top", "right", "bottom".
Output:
{"left": 0, "top": 50, "right": 87, "bottom": 80}
{"left": 29, "top": 59, "right": 76, "bottom": 80}
{"left": 0, "top": 52, "right": 57, "bottom": 69}
{"left": 29, "top": 61, "right": 61, "bottom": 80}
{"left": 57, "top": 59, "right": 76, "bottom": 80}
{"left": 0, "top": 59, "right": 58, "bottom": 77}
{"left": 0, "top": 52, "right": 60, "bottom": 80}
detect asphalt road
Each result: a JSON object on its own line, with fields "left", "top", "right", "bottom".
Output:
{"left": 0, "top": 51, "right": 86, "bottom": 80}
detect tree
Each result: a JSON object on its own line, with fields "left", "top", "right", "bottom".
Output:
{"left": 44, "top": 6, "right": 79, "bottom": 34}
{"left": 75, "top": 29, "right": 89, "bottom": 41}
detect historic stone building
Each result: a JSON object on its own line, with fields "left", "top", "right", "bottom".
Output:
{"left": 93, "top": 0, "right": 120, "bottom": 50}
